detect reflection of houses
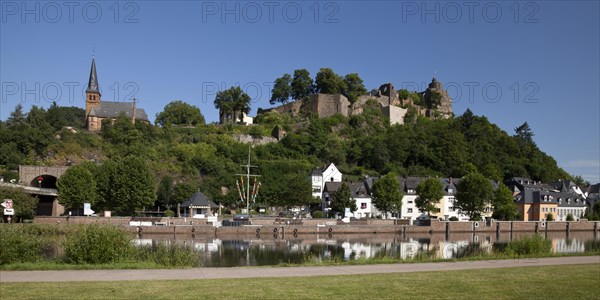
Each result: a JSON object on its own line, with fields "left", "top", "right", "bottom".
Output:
{"left": 179, "top": 191, "right": 219, "bottom": 217}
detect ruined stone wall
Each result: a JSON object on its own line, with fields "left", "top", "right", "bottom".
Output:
{"left": 381, "top": 105, "right": 408, "bottom": 125}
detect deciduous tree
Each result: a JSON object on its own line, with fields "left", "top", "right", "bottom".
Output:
{"left": 155, "top": 100, "right": 205, "bottom": 127}
{"left": 57, "top": 164, "right": 97, "bottom": 212}
{"left": 372, "top": 173, "right": 403, "bottom": 218}
{"left": 455, "top": 173, "right": 493, "bottom": 220}
{"left": 491, "top": 183, "right": 518, "bottom": 220}
{"left": 416, "top": 178, "right": 443, "bottom": 217}
{"left": 332, "top": 182, "right": 357, "bottom": 215}
{"left": 270, "top": 74, "right": 292, "bottom": 105}
{"left": 291, "top": 69, "right": 314, "bottom": 100}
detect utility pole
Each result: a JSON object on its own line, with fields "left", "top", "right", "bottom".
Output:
{"left": 236, "top": 147, "right": 260, "bottom": 216}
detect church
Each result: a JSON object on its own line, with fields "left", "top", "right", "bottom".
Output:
{"left": 84, "top": 57, "right": 149, "bottom": 131}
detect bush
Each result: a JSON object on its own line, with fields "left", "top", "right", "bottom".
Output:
{"left": 448, "top": 216, "right": 459, "bottom": 221}
{"left": 505, "top": 234, "right": 552, "bottom": 256}
{"left": 136, "top": 243, "right": 201, "bottom": 267}
{"left": 546, "top": 213, "right": 554, "bottom": 221}
{"left": 0, "top": 225, "right": 54, "bottom": 264}
{"left": 164, "top": 210, "right": 175, "bottom": 217}
{"left": 64, "top": 225, "right": 134, "bottom": 264}
{"left": 566, "top": 213, "right": 575, "bottom": 221}
{"left": 312, "top": 211, "right": 324, "bottom": 218}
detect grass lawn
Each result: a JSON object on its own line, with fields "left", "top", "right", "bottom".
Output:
{"left": 1, "top": 264, "right": 598, "bottom": 299}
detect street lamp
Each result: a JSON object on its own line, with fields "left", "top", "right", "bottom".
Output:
{"left": 37, "top": 176, "right": 43, "bottom": 190}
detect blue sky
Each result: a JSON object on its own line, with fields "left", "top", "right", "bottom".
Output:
{"left": 1, "top": 1, "right": 599, "bottom": 182}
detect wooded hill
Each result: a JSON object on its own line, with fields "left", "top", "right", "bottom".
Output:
{"left": 0, "top": 101, "right": 574, "bottom": 213}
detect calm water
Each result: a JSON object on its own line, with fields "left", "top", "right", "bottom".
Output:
{"left": 135, "top": 231, "right": 600, "bottom": 267}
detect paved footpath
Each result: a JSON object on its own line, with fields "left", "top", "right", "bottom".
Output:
{"left": 1, "top": 256, "right": 598, "bottom": 283}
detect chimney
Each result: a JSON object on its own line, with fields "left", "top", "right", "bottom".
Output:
{"left": 131, "top": 97, "right": 137, "bottom": 124}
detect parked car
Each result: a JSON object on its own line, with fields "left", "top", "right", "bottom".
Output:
{"left": 233, "top": 214, "right": 249, "bottom": 221}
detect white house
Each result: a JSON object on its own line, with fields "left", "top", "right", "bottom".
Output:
{"left": 349, "top": 182, "right": 372, "bottom": 219}
{"left": 311, "top": 163, "right": 343, "bottom": 199}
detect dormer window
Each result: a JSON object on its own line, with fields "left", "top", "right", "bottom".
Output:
{"left": 448, "top": 188, "right": 454, "bottom": 193}
{"left": 567, "top": 199, "right": 571, "bottom": 204}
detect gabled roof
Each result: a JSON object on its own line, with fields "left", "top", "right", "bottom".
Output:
{"left": 88, "top": 101, "right": 149, "bottom": 121}
{"left": 323, "top": 182, "right": 342, "bottom": 193}
{"left": 349, "top": 182, "right": 369, "bottom": 198}
{"left": 180, "top": 192, "right": 218, "bottom": 208}
{"left": 586, "top": 183, "right": 600, "bottom": 195}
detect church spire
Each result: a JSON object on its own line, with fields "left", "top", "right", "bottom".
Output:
{"left": 86, "top": 55, "right": 100, "bottom": 95}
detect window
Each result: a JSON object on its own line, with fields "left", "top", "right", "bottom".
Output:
{"left": 448, "top": 188, "right": 453, "bottom": 193}
{"left": 407, "top": 208, "right": 413, "bottom": 213}
{"left": 361, "top": 203, "right": 367, "bottom": 209}
{"left": 408, "top": 200, "right": 413, "bottom": 204}
{"left": 312, "top": 186, "right": 321, "bottom": 193}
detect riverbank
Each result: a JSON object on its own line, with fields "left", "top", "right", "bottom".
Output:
{"left": 31, "top": 216, "right": 600, "bottom": 236}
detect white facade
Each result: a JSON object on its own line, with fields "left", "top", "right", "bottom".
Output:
{"left": 353, "top": 196, "right": 373, "bottom": 219}
{"left": 311, "top": 163, "right": 343, "bottom": 199}
{"left": 400, "top": 194, "right": 421, "bottom": 221}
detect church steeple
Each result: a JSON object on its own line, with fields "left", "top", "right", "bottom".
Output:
{"left": 86, "top": 56, "right": 100, "bottom": 96}
{"left": 85, "top": 55, "right": 101, "bottom": 121}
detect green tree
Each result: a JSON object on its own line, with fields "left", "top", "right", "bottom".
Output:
{"left": 172, "top": 181, "right": 198, "bottom": 206}
{"left": 156, "top": 175, "right": 174, "bottom": 209}
{"left": 332, "top": 183, "right": 357, "bottom": 215}
{"left": 291, "top": 69, "right": 314, "bottom": 100}
{"left": 214, "top": 86, "right": 252, "bottom": 123}
{"left": 424, "top": 90, "right": 442, "bottom": 109}
{"left": 155, "top": 100, "right": 205, "bottom": 127}
{"left": 566, "top": 213, "right": 574, "bottom": 221}
{"left": 514, "top": 122, "right": 535, "bottom": 145}
{"left": 0, "top": 186, "right": 38, "bottom": 221}
{"left": 372, "top": 173, "right": 403, "bottom": 218}
{"left": 416, "top": 178, "right": 444, "bottom": 217}
{"left": 315, "top": 68, "right": 346, "bottom": 94}
{"left": 491, "top": 183, "right": 518, "bottom": 220}
{"left": 6, "top": 104, "right": 26, "bottom": 126}
{"left": 97, "top": 156, "right": 156, "bottom": 214}
{"left": 270, "top": 73, "right": 292, "bottom": 104}
{"left": 57, "top": 164, "right": 97, "bottom": 212}
{"left": 342, "top": 73, "right": 367, "bottom": 103}
{"left": 455, "top": 173, "right": 494, "bottom": 220}
{"left": 279, "top": 174, "right": 313, "bottom": 208}
{"left": 546, "top": 213, "right": 554, "bottom": 221}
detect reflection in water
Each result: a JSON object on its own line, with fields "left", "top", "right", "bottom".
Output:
{"left": 135, "top": 232, "right": 600, "bottom": 267}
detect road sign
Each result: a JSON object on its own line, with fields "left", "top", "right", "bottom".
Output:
{"left": 84, "top": 203, "right": 95, "bottom": 216}
{"left": 1, "top": 199, "right": 12, "bottom": 209}
{"left": 4, "top": 208, "right": 14, "bottom": 215}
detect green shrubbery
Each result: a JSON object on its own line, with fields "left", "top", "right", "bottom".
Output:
{"left": 312, "top": 211, "right": 324, "bottom": 218}
{"left": 505, "top": 234, "right": 552, "bottom": 256}
{"left": 64, "top": 225, "right": 135, "bottom": 264}
{"left": 0, "top": 225, "right": 54, "bottom": 264}
{"left": 0, "top": 224, "right": 202, "bottom": 268}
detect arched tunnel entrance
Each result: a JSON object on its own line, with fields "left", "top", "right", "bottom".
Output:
{"left": 30, "top": 175, "right": 58, "bottom": 189}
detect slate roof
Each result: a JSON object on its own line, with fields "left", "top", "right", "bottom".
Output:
{"left": 89, "top": 101, "right": 149, "bottom": 121}
{"left": 515, "top": 188, "right": 585, "bottom": 208}
{"left": 86, "top": 57, "right": 100, "bottom": 94}
{"left": 323, "top": 182, "right": 342, "bottom": 193}
{"left": 586, "top": 183, "right": 600, "bottom": 195}
{"left": 180, "top": 192, "right": 219, "bottom": 208}
{"left": 349, "top": 182, "right": 369, "bottom": 197}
